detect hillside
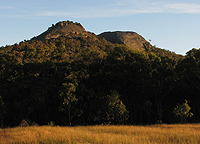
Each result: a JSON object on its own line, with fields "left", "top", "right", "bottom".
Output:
{"left": 98, "top": 31, "right": 183, "bottom": 61}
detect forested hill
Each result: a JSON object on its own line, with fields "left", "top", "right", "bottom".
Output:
{"left": 0, "top": 21, "right": 199, "bottom": 127}
{"left": 99, "top": 31, "right": 183, "bottom": 61}
{"left": 31, "top": 20, "right": 182, "bottom": 61}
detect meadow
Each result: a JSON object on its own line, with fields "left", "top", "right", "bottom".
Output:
{"left": 1, "top": 124, "right": 200, "bottom": 144}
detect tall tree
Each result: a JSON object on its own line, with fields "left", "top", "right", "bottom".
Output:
{"left": 59, "top": 81, "right": 80, "bottom": 126}
{"left": 147, "top": 54, "right": 176, "bottom": 122}
{"left": 0, "top": 96, "right": 5, "bottom": 127}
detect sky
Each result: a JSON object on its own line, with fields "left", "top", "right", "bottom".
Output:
{"left": 1, "top": 0, "right": 200, "bottom": 55}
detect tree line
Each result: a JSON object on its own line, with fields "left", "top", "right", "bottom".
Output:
{"left": 0, "top": 35, "right": 198, "bottom": 127}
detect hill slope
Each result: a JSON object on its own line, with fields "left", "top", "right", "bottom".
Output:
{"left": 98, "top": 31, "right": 183, "bottom": 60}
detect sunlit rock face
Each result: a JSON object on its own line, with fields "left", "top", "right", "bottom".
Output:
{"left": 31, "top": 21, "right": 91, "bottom": 41}
{"left": 98, "top": 31, "right": 150, "bottom": 51}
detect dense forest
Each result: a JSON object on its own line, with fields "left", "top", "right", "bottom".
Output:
{"left": 0, "top": 30, "right": 199, "bottom": 127}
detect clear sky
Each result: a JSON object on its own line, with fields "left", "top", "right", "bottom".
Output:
{"left": 1, "top": 0, "right": 200, "bottom": 55}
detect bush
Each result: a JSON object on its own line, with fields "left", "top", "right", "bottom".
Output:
{"left": 19, "top": 119, "right": 29, "bottom": 127}
{"left": 173, "top": 100, "right": 193, "bottom": 123}
{"left": 48, "top": 121, "right": 55, "bottom": 126}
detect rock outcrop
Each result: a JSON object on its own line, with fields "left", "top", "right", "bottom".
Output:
{"left": 98, "top": 31, "right": 150, "bottom": 51}
{"left": 31, "top": 21, "right": 92, "bottom": 41}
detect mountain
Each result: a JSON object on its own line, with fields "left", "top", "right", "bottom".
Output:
{"left": 31, "top": 21, "right": 150, "bottom": 51}
{"left": 0, "top": 20, "right": 190, "bottom": 127}
{"left": 29, "top": 20, "right": 182, "bottom": 60}
{"left": 31, "top": 21, "right": 93, "bottom": 41}
{"left": 98, "top": 31, "right": 150, "bottom": 51}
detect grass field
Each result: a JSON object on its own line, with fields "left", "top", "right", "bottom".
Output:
{"left": 1, "top": 124, "right": 200, "bottom": 144}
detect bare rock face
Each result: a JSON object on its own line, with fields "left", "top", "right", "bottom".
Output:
{"left": 98, "top": 31, "right": 150, "bottom": 51}
{"left": 32, "top": 21, "right": 91, "bottom": 41}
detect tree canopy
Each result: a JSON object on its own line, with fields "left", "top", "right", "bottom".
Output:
{"left": 0, "top": 34, "right": 198, "bottom": 127}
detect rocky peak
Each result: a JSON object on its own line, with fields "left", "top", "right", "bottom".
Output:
{"left": 31, "top": 20, "right": 89, "bottom": 41}
{"left": 98, "top": 31, "right": 151, "bottom": 51}
{"left": 52, "top": 21, "right": 85, "bottom": 30}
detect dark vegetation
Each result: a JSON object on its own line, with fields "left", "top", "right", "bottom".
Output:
{"left": 0, "top": 22, "right": 199, "bottom": 127}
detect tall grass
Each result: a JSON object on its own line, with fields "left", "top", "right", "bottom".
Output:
{"left": 1, "top": 124, "right": 200, "bottom": 144}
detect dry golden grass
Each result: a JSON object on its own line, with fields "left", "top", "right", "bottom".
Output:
{"left": 1, "top": 124, "right": 200, "bottom": 144}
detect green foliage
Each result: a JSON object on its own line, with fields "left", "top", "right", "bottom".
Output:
{"left": 146, "top": 45, "right": 183, "bottom": 62}
{"left": 173, "top": 100, "right": 193, "bottom": 123}
{"left": 106, "top": 90, "right": 129, "bottom": 124}
{"left": 60, "top": 83, "right": 78, "bottom": 106}
{"left": 59, "top": 82, "right": 80, "bottom": 126}
{"left": 94, "top": 90, "right": 129, "bottom": 125}
{"left": 0, "top": 96, "right": 4, "bottom": 111}
{"left": 19, "top": 119, "right": 29, "bottom": 127}
{"left": 48, "top": 121, "right": 55, "bottom": 126}
{"left": 0, "top": 96, "right": 5, "bottom": 127}
{"left": 1, "top": 31, "right": 200, "bottom": 126}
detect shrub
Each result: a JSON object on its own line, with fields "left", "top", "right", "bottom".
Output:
{"left": 48, "top": 121, "right": 55, "bottom": 126}
{"left": 19, "top": 119, "right": 29, "bottom": 127}
{"left": 173, "top": 100, "right": 193, "bottom": 123}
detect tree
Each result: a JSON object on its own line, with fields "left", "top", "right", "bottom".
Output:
{"left": 147, "top": 54, "right": 176, "bottom": 123}
{"left": 94, "top": 90, "right": 129, "bottom": 124}
{"left": 59, "top": 82, "right": 80, "bottom": 126}
{"left": 0, "top": 96, "right": 5, "bottom": 127}
{"left": 176, "top": 48, "right": 200, "bottom": 122}
{"left": 173, "top": 100, "right": 193, "bottom": 123}
{"left": 106, "top": 90, "right": 129, "bottom": 124}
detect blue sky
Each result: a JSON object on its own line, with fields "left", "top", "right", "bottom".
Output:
{"left": 1, "top": 0, "right": 200, "bottom": 55}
